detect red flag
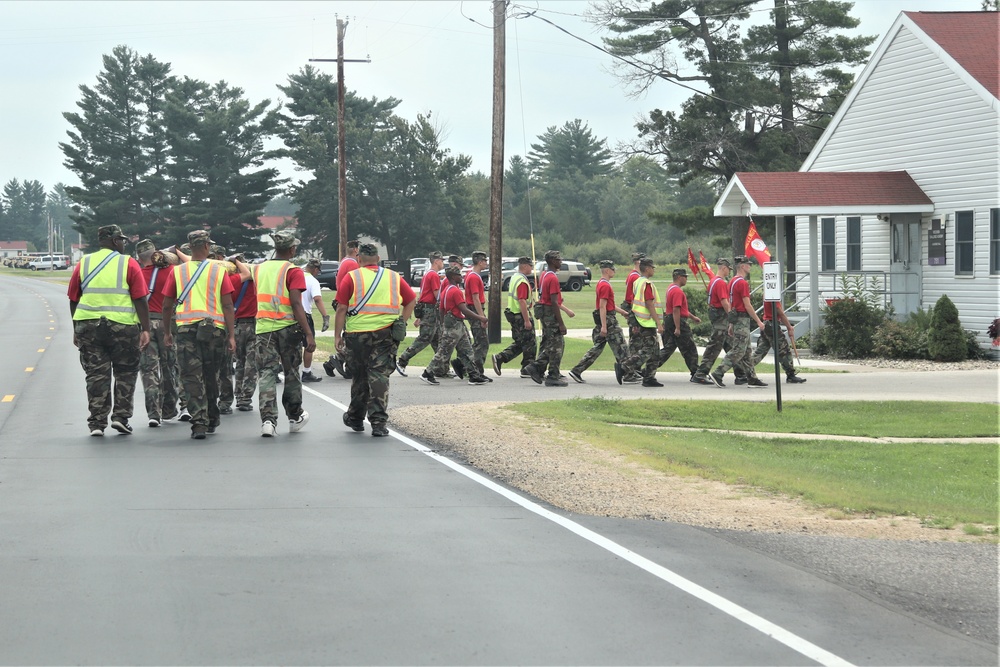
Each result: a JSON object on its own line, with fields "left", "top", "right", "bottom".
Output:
{"left": 687, "top": 247, "right": 700, "bottom": 275}
{"left": 745, "top": 220, "right": 771, "bottom": 266}
{"left": 698, "top": 250, "right": 716, "bottom": 281}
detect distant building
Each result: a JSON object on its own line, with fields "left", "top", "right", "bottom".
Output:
{"left": 0, "top": 241, "right": 29, "bottom": 258}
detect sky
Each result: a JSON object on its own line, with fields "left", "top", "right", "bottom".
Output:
{"left": 0, "top": 0, "right": 983, "bottom": 194}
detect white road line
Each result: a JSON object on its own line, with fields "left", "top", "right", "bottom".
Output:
{"left": 304, "top": 386, "right": 854, "bottom": 667}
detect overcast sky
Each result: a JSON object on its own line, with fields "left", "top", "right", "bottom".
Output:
{"left": 0, "top": 0, "right": 981, "bottom": 194}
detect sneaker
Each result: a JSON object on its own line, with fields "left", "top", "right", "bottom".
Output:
{"left": 395, "top": 360, "right": 408, "bottom": 377}
{"left": 451, "top": 358, "right": 465, "bottom": 379}
{"left": 371, "top": 424, "right": 389, "bottom": 437}
{"left": 178, "top": 408, "right": 192, "bottom": 422}
{"left": 735, "top": 377, "right": 747, "bottom": 386}
{"left": 786, "top": 375, "right": 807, "bottom": 384}
{"left": 641, "top": 378, "right": 664, "bottom": 388}
{"left": 519, "top": 367, "right": 533, "bottom": 379}
{"left": 148, "top": 418, "right": 161, "bottom": 427}
{"left": 276, "top": 372, "right": 284, "bottom": 384}
{"left": 332, "top": 356, "right": 347, "bottom": 376}
{"left": 527, "top": 364, "right": 543, "bottom": 385}
{"left": 301, "top": 371, "right": 323, "bottom": 383}
{"left": 343, "top": 412, "right": 365, "bottom": 432}
{"left": 323, "top": 358, "right": 338, "bottom": 377}
{"left": 420, "top": 370, "right": 440, "bottom": 386}
{"left": 614, "top": 361, "right": 623, "bottom": 385}
{"left": 568, "top": 369, "right": 585, "bottom": 384}
{"left": 289, "top": 411, "right": 309, "bottom": 433}
{"left": 623, "top": 374, "right": 643, "bottom": 384}
{"left": 237, "top": 404, "right": 253, "bottom": 412}
{"left": 746, "top": 378, "right": 768, "bottom": 388}
{"left": 492, "top": 354, "right": 502, "bottom": 376}
{"left": 690, "top": 375, "right": 711, "bottom": 385}
{"left": 206, "top": 425, "right": 216, "bottom": 434}
{"left": 709, "top": 373, "right": 725, "bottom": 388}
{"left": 261, "top": 421, "right": 276, "bottom": 438}
{"left": 191, "top": 430, "right": 206, "bottom": 440}
{"left": 89, "top": 428, "right": 104, "bottom": 437}
{"left": 110, "top": 419, "right": 133, "bottom": 435}
{"left": 468, "top": 376, "right": 490, "bottom": 385}
{"left": 544, "top": 376, "right": 568, "bottom": 387}
{"left": 219, "top": 405, "right": 233, "bottom": 415}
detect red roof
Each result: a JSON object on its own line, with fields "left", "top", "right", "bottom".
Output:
{"left": 735, "top": 172, "right": 932, "bottom": 208}
{"left": 259, "top": 216, "right": 296, "bottom": 230}
{"left": 0, "top": 241, "right": 28, "bottom": 250}
{"left": 905, "top": 11, "right": 999, "bottom": 99}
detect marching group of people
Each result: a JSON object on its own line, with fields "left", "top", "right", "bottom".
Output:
{"left": 68, "top": 226, "right": 804, "bottom": 440}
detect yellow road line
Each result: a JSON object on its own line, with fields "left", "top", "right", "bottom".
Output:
{"left": 25, "top": 367, "right": 34, "bottom": 372}
{"left": 2, "top": 395, "right": 13, "bottom": 403}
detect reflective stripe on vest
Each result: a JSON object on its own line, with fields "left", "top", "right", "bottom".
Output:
{"left": 253, "top": 261, "right": 295, "bottom": 332}
{"left": 507, "top": 272, "right": 531, "bottom": 312}
{"left": 345, "top": 266, "right": 401, "bottom": 333}
{"left": 174, "top": 261, "right": 226, "bottom": 328}
{"left": 73, "top": 249, "right": 138, "bottom": 324}
{"left": 631, "top": 276, "right": 659, "bottom": 327}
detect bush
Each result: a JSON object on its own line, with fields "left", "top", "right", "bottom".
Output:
{"left": 927, "top": 294, "right": 967, "bottom": 361}
{"left": 683, "top": 283, "right": 713, "bottom": 338}
{"left": 563, "top": 238, "right": 635, "bottom": 266}
{"left": 822, "top": 299, "right": 885, "bottom": 358}
{"left": 872, "top": 320, "right": 928, "bottom": 359}
{"left": 966, "top": 329, "right": 989, "bottom": 360}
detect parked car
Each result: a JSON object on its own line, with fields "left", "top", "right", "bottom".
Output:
{"left": 499, "top": 256, "right": 536, "bottom": 290}
{"left": 409, "top": 257, "right": 429, "bottom": 286}
{"left": 308, "top": 260, "right": 340, "bottom": 290}
{"left": 28, "top": 255, "right": 70, "bottom": 270}
{"left": 533, "top": 259, "right": 591, "bottom": 291}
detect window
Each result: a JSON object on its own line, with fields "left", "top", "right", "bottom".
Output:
{"left": 955, "top": 210, "right": 974, "bottom": 276}
{"left": 991, "top": 209, "right": 999, "bottom": 275}
{"left": 821, "top": 217, "right": 836, "bottom": 271}
{"left": 846, "top": 217, "right": 861, "bottom": 271}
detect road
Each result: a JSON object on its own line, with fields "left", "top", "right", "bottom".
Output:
{"left": 0, "top": 274, "right": 996, "bottom": 666}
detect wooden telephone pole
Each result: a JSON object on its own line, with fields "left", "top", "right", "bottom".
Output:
{"left": 309, "top": 17, "right": 370, "bottom": 259}
{"left": 487, "top": 0, "right": 507, "bottom": 344}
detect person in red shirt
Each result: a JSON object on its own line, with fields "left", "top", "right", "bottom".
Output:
{"left": 692, "top": 258, "right": 732, "bottom": 385}
{"left": 396, "top": 250, "right": 445, "bottom": 376}
{"left": 229, "top": 254, "right": 259, "bottom": 411}
{"left": 420, "top": 266, "right": 488, "bottom": 386}
{"left": 492, "top": 256, "right": 537, "bottom": 377}
{"left": 461, "top": 251, "right": 490, "bottom": 380}
{"left": 710, "top": 256, "right": 766, "bottom": 387}
{"left": 622, "top": 251, "right": 645, "bottom": 331}
{"left": 567, "top": 260, "right": 641, "bottom": 384}
{"left": 324, "top": 239, "right": 360, "bottom": 379}
{"left": 210, "top": 244, "right": 251, "bottom": 415}
{"left": 751, "top": 299, "right": 806, "bottom": 383}
{"left": 655, "top": 268, "right": 702, "bottom": 377}
{"left": 136, "top": 239, "right": 182, "bottom": 426}
{"left": 526, "top": 250, "right": 576, "bottom": 386}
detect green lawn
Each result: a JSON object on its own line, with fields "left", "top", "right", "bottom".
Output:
{"left": 505, "top": 399, "right": 999, "bottom": 526}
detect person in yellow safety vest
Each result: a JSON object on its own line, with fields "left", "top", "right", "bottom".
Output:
{"left": 333, "top": 243, "right": 416, "bottom": 437}
{"left": 161, "top": 230, "right": 236, "bottom": 440}
{"left": 252, "top": 229, "right": 316, "bottom": 438}
{"left": 630, "top": 257, "right": 665, "bottom": 387}
{"left": 68, "top": 224, "right": 152, "bottom": 437}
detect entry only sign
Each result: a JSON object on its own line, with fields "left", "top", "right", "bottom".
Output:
{"left": 762, "top": 261, "right": 782, "bottom": 301}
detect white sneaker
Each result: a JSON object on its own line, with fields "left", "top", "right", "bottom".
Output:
{"left": 289, "top": 411, "right": 309, "bottom": 433}
{"left": 261, "top": 421, "right": 276, "bottom": 438}
{"left": 89, "top": 428, "right": 104, "bottom": 437}
{"left": 178, "top": 408, "right": 192, "bottom": 422}
{"left": 148, "top": 418, "right": 160, "bottom": 427}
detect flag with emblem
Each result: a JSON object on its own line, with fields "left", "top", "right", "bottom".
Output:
{"left": 744, "top": 219, "right": 771, "bottom": 266}
{"left": 698, "top": 250, "right": 716, "bottom": 281}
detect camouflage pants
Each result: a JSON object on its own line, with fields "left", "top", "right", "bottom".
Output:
{"left": 658, "top": 319, "right": 700, "bottom": 375}
{"left": 429, "top": 314, "right": 482, "bottom": 380}
{"left": 631, "top": 326, "right": 661, "bottom": 380}
{"left": 716, "top": 316, "right": 758, "bottom": 379}
{"left": 217, "top": 342, "right": 235, "bottom": 410}
{"left": 532, "top": 305, "right": 564, "bottom": 379}
{"left": 233, "top": 320, "right": 259, "bottom": 408}
{"left": 496, "top": 310, "right": 536, "bottom": 369}
{"left": 140, "top": 318, "right": 180, "bottom": 420}
{"left": 696, "top": 307, "right": 729, "bottom": 377}
{"left": 468, "top": 315, "right": 489, "bottom": 374}
{"left": 399, "top": 305, "right": 443, "bottom": 372}
{"left": 257, "top": 324, "right": 305, "bottom": 425}
{"left": 752, "top": 322, "right": 796, "bottom": 376}
{"left": 572, "top": 312, "right": 631, "bottom": 374}
{"left": 75, "top": 318, "right": 142, "bottom": 430}
{"left": 174, "top": 323, "right": 225, "bottom": 430}
{"left": 344, "top": 327, "right": 395, "bottom": 427}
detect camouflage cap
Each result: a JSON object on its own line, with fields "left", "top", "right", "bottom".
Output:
{"left": 428, "top": 250, "right": 444, "bottom": 260}
{"left": 271, "top": 230, "right": 300, "bottom": 250}
{"left": 673, "top": 268, "right": 687, "bottom": 278}
{"left": 543, "top": 249, "right": 561, "bottom": 261}
{"left": 471, "top": 251, "right": 487, "bottom": 263}
{"left": 631, "top": 251, "right": 646, "bottom": 262}
{"left": 517, "top": 256, "right": 532, "bottom": 265}
{"left": 187, "top": 230, "right": 214, "bottom": 247}
{"left": 599, "top": 259, "right": 615, "bottom": 269}
{"left": 210, "top": 244, "right": 226, "bottom": 257}
{"left": 306, "top": 258, "right": 322, "bottom": 269}
{"left": 734, "top": 255, "right": 751, "bottom": 265}
{"left": 135, "top": 239, "right": 155, "bottom": 255}
{"left": 180, "top": 243, "right": 192, "bottom": 254}
{"left": 358, "top": 243, "right": 379, "bottom": 256}
{"left": 98, "top": 224, "right": 128, "bottom": 241}
{"left": 639, "top": 257, "right": 655, "bottom": 269}
{"left": 444, "top": 265, "right": 463, "bottom": 278}
{"left": 717, "top": 258, "right": 733, "bottom": 268}
{"left": 447, "top": 254, "right": 462, "bottom": 264}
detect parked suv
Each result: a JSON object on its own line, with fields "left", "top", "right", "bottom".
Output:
{"left": 533, "top": 260, "right": 590, "bottom": 291}
{"left": 28, "top": 255, "right": 70, "bottom": 270}
{"left": 408, "top": 257, "right": 429, "bottom": 286}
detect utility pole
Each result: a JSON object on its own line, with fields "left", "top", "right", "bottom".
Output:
{"left": 487, "top": 0, "right": 507, "bottom": 344}
{"left": 309, "top": 17, "right": 370, "bottom": 259}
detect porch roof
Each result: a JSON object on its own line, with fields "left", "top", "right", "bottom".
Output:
{"left": 714, "top": 171, "right": 935, "bottom": 217}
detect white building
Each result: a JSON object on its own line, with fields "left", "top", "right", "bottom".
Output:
{"left": 714, "top": 11, "right": 999, "bottom": 351}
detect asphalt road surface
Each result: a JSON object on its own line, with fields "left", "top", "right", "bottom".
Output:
{"left": 0, "top": 274, "right": 996, "bottom": 666}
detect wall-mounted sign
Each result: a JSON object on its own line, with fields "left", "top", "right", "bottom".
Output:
{"left": 928, "top": 220, "right": 946, "bottom": 266}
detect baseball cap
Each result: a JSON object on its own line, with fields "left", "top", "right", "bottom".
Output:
{"left": 631, "top": 252, "right": 646, "bottom": 262}
{"left": 639, "top": 258, "right": 655, "bottom": 269}
{"left": 599, "top": 259, "right": 615, "bottom": 269}
{"left": 717, "top": 258, "right": 732, "bottom": 268}
{"left": 673, "top": 268, "right": 687, "bottom": 278}
{"left": 359, "top": 243, "right": 379, "bottom": 256}
{"left": 98, "top": 225, "right": 128, "bottom": 242}
{"left": 444, "top": 265, "right": 462, "bottom": 278}
{"left": 135, "top": 239, "right": 155, "bottom": 255}
{"left": 544, "top": 249, "right": 561, "bottom": 262}
{"left": 471, "top": 251, "right": 487, "bottom": 263}
{"left": 187, "top": 230, "right": 214, "bottom": 247}
{"left": 734, "top": 255, "right": 752, "bottom": 265}
{"left": 517, "top": 256, "right": 532, "bottom": 265}
{"left": 447, "top": 254, "right": 462, "bottom": 264}
{"left": 271, "top": 230, "right": 300, "bottom": 250}
{"left": 306, "top": 258, "right": 322, "bottom": 269}
{"left": 429, "top": 250, "right": 444, "bottom": 260}
{"left": 210, "top": 244, "right": 226, "bottom": 257}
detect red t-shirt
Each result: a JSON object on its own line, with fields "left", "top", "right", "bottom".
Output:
{"left": 763, "top": 302, "right": 779, "bottom": 321}
{"left": 464, "top": 270, "right": 485, "bottom": 307}
{"left": 141, "top": 264, "right": 168, "bottom": 313}
{"left": 228, "top": 272, "right": 257, "bottom": 319}
{"left": 68, "top": 254, "right": 147, "bottom": 302}
{"left": 334, "top": 265, "right": 416, "bottom": 307}
{"left": 515, "top": 279, "right": 531, "bottom": 302}
{"left": 708, "top": 276, "right": 729, "bottom": 309}
{"left": 665, "top": 284, "right": 691, "bottom": 318}
{"left": 438, "top": 282, "right": 465, "bottom": 318}
{"left": 729, "top": 276, "right": 750, "bottom": 313}
{"left": 418, "top": 269, "right": 441, "bottom": 304}
{"left": 595, "top": 278, "right": 615, "bottom": 312}
{"left": 641, "top": 282, "right": 656, "bottom": 304}
{"left": 161, "top": 262, "right": 237, "bottom": 302}
{"left": 337, "top": 256, "right": 360, "bottom": 291}
{"left": 624, "top": 270, "right": 640, "bottom": 305}
{"left": 538, "top": 270, "right": 562, "bottom": 306}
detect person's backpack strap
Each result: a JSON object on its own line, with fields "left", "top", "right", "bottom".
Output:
{"left": 177, "top": 261, "right": 210, "bottom": 304}
{"left": 80, "top": 251, "right": 121, "bottom": 292}
{"left": 347, "top": 267, "right": 385, "bottom": 316}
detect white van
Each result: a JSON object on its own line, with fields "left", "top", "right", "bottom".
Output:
{"left": 28, "top": 255, "right": 70, "bottom": 270}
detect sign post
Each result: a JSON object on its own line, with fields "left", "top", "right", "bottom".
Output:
{"left": 762, "top": 261, "right": 783, "bottom": 412}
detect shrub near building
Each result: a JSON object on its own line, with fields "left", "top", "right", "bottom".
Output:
{"left": 927, "top": 294, "right": 968, "bottom": 362}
